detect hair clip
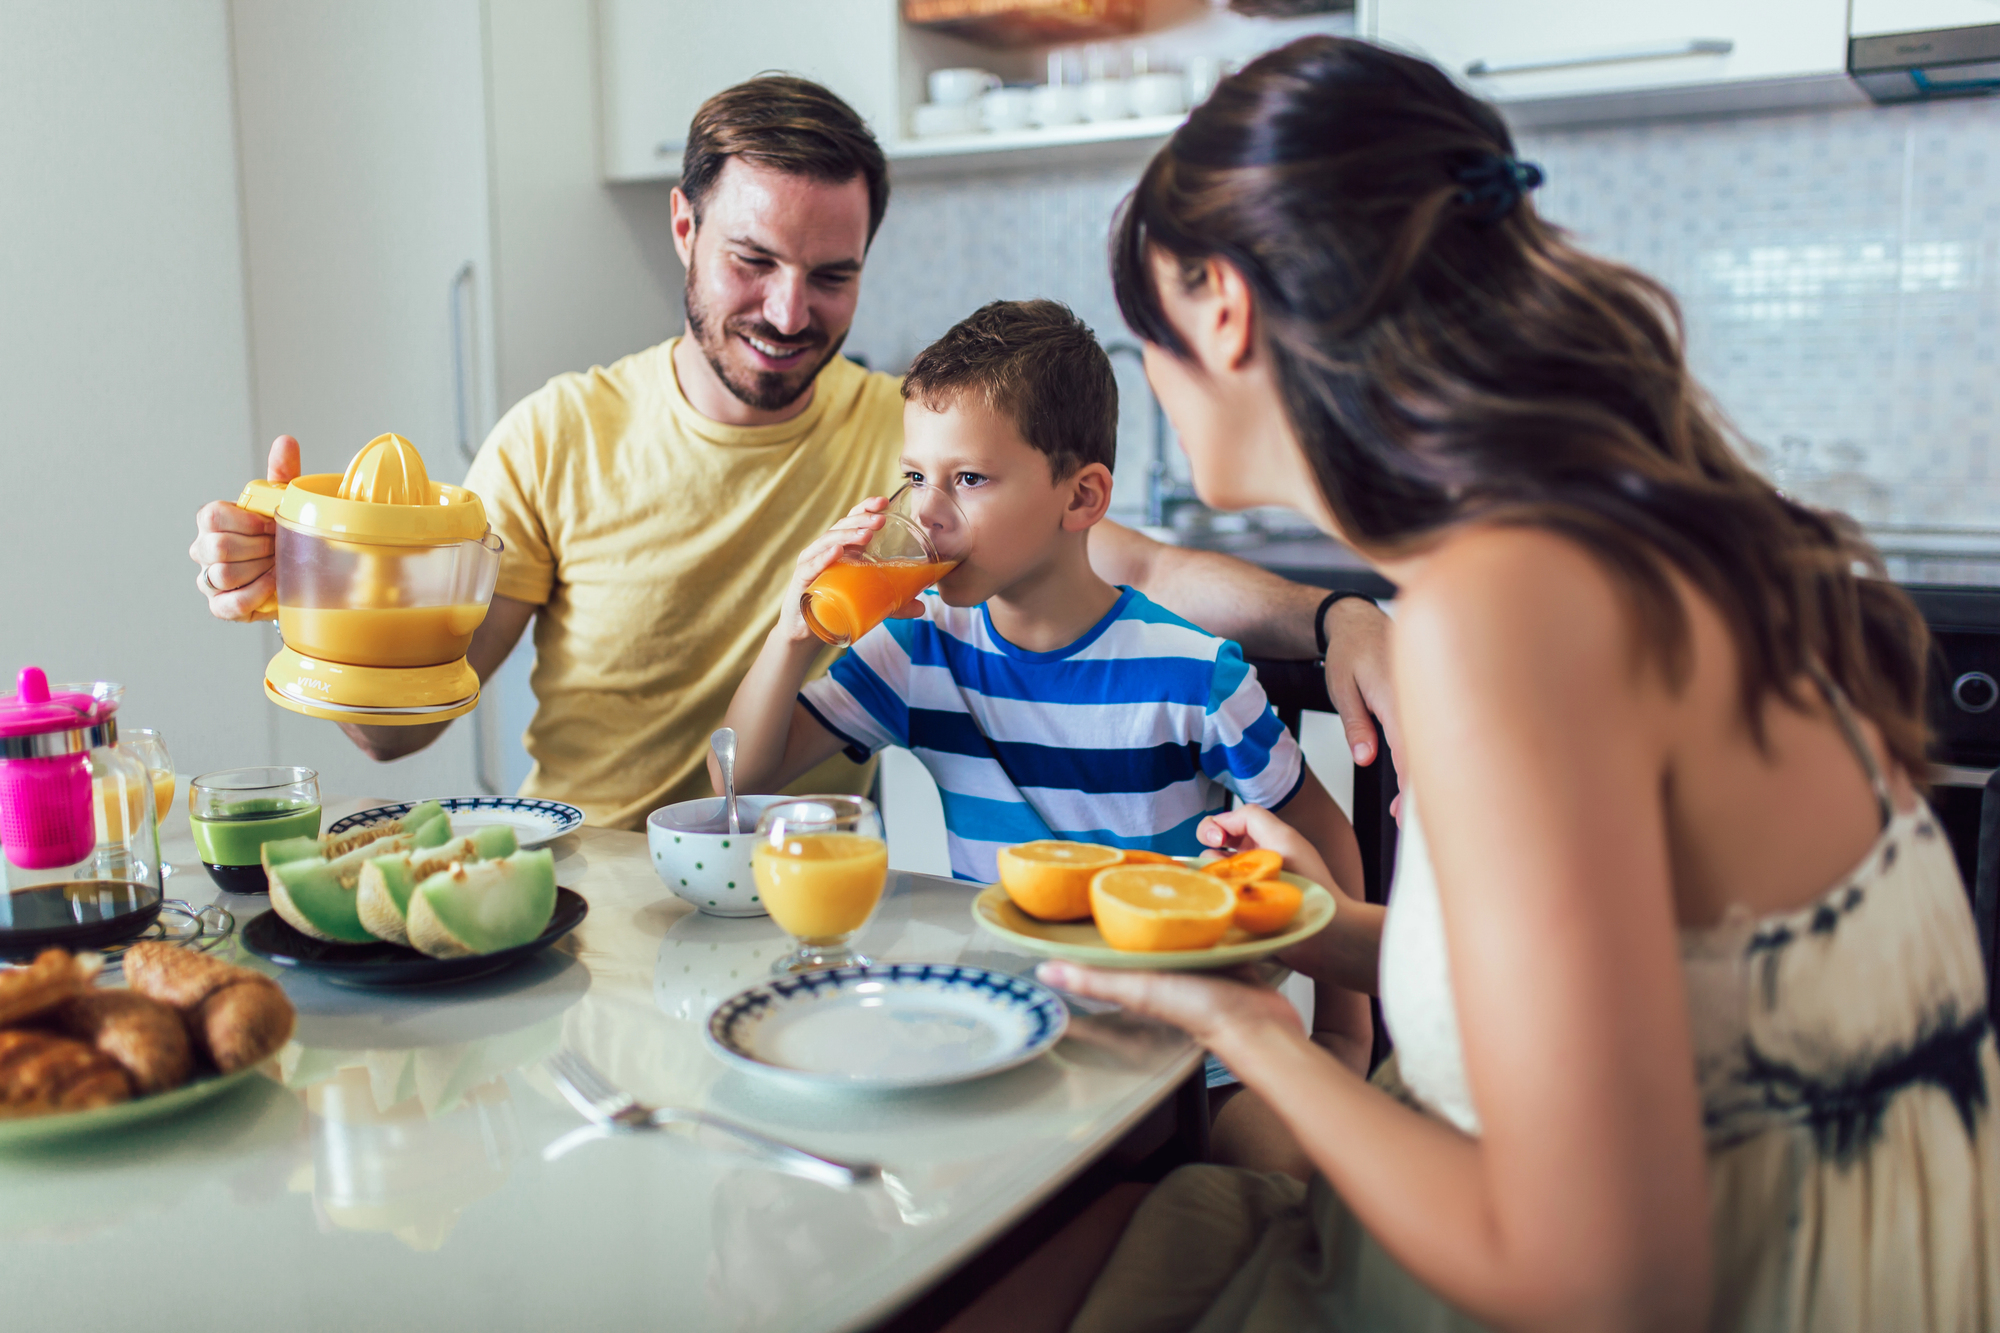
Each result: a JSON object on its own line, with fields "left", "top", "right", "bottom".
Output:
{"left": 1453, "top": 155, "right": 1545, "bottom": 224}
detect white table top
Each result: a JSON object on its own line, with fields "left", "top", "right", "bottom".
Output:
{"left": 0, "top": 797, "right": 1199, "bottom": 1333}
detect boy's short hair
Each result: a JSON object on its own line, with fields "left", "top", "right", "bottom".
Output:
{"left": 901, "top": 300, "right": 1118, "bottom": 479}
{"left": 681, "top": 76, "right": 890, "bottom": 244}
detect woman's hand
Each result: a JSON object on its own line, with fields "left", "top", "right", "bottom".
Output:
{"left": 1036, "top": 961, "right": 1303, "bottom": 1057}
{"left": 1201, "top": 802, "right": 1379, "bottom": 993}
{"left": 1197, "top": 804, "right": 1337, "bottom": 897}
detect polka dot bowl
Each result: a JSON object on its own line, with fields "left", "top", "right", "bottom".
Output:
{"left": 647, "top": 795, "right": 792, "bottom": 917}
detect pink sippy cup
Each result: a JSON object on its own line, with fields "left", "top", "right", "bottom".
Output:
{"left": 0, "top": 667, "right": 105, "bottom": 870}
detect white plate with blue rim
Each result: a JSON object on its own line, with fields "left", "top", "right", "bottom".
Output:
{"left": 705, "top": 963, "right": 1069, "bottom": 1091}
{"left": 327, "top": 796, "right": 585, "bottom": 850}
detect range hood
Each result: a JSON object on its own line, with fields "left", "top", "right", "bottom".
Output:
{"left": 1851, "top": 21, "right": 2000, "bottom": 103}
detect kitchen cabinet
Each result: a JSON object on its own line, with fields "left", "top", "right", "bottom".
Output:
{"left": 230, "top": 0, "right": 497, "bottom": 799}
{"left": 598, "top": 0, "right": 899, "bottom": 183}
{"left": 1853, "top": 0, "right": 2000, "bottom": 38}
{"left": 598, "top": 0, "right": 1352, "bottom": 180}
{"left": 1361, "top": 0, "right": 1866, "bottom": 126}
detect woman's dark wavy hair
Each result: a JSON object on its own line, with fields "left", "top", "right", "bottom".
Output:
{"left": 1112, "top": 36, "right": 1931, "bottom": 777}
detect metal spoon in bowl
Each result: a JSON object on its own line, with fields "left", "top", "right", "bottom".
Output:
{"left": 710, "top": 727, "right": 741, "bottom": 834}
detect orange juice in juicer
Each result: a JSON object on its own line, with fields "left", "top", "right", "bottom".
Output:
{"left": 236, "top": 434, "right": 504, "bottom": 725}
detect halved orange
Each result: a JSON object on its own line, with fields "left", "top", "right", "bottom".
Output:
{"left": 997, "top": 841, "right": 1123, "bottom": 921}
{"left": 1202, "top": 848, "right": 1284, "bottom": 886}
{"left": 1118, "top": 848, "right": 1179, "bottom": 865}
{"left": 1089, "top": 865, "right": 1236, "bottom": 952}
{"left": 1232, "top": 879, "right": 1303, "bottom": 935}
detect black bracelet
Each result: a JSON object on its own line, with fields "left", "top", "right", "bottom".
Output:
{"left": 1313, "top": 590, "right": 1373, "bottom": 661}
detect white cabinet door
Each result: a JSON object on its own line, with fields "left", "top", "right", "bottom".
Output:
{"left": 230, "top": 0, "right": 495, "bottom": 802}
{"left": 599, "top": 0, "right": 899, "bottom": 183}
{"left": 1853, "top": 0, "right": 2000, "bottom": 38}
{"left": 1364, "top": 0, "right": 1854, "bottom": 117}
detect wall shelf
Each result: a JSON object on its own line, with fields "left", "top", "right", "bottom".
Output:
{"left": 885, "top": 112, "right": 1184, "bottom": 176}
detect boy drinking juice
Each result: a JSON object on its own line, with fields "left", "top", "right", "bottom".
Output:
{"left": 721, "top": 300, "right": 1359, "bottom": 885}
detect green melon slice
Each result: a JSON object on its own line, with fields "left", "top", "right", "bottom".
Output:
{"left": 356, "top": 825, "right": 518, "bottom": 946}
{"left": 259, "top": 800, "right": 449, "bottom": 879}
{"left": 405, "top": 850, "right": 558, "bottom": 959}
{"left": 268, "top": 816, "right": 456, "bottom": 944}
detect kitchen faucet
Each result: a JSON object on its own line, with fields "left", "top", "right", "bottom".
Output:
{"left": 1103, "top": 341, "right": 1202, "bottom": 529}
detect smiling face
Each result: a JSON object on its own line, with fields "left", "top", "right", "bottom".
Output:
{"left": 899, "top": 394, "right": 1113, "bottom": 607}
{"left": 673, "top": 158, "right": 871, "bottom": 415}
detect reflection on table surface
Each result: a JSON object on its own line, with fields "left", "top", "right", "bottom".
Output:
{"left": 0, "top": 800, "right": 1199, "bottom": 1333}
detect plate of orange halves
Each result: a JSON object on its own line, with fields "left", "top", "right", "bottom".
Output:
{"left": 971, "top": 843, "right": 1336, "bottom": 971}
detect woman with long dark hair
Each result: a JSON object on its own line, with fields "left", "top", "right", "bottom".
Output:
{"left": 955, "top": 36, "right": 1998, "bottom": 1333}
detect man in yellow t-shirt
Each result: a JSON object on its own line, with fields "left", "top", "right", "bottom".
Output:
{"left": 190, "top": 77, "right": 1401, "bottom": 831}
{"left": 457, "top": 335, "right": 900, "bottom": 827}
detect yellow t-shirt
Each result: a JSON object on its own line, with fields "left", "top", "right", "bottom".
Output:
{"left": 463, "top": 338, "right": 904, "bottom": 830}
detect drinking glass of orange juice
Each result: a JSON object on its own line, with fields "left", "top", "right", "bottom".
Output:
{"left": 753, "top": 795, "right": 889, "bottom": 974}
{"left": 801, "top": 482, "right": 968, "bottom": 647}
{"left": 119, "top": 728, "right": 178, "bottom": 877}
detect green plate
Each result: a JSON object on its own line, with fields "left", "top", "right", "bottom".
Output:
{"left": 0, "top": 1065, "right": 264, "bottom": 1150}
{"left": 971, "top": 867, "right": 1335, "bottom": 971}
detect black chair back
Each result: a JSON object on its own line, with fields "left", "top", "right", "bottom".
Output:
{"left": 1248, "top": 657, "right": 1400, "bottom": 1070}
{"left": 1977, "top": 769, "right": 2000, "bottom": 1026}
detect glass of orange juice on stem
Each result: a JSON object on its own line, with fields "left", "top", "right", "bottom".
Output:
{"left": 120, "top": 727, "right": 178, "bottom": 877}
{"left": 753, "top": 795, "right": 889, "bottom": 974}
{"left": 802, "top": 481, "right": 968, "bottom": 647}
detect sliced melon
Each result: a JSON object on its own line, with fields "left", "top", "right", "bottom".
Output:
{"left": 356, "top": 825, "right": 518, "bottom": 946}
{"left": 260, "top": 800, "right": 450, "bottom": 880}
{"left": 268, "top": 817, "right": 459, "bottom": 943}
{"left": 261, "top": 835, "right": 327, "bottom": 872}
{"left": 268, "top": 857, "right": 377, "bottom": 943}
{"left": 405, "top": 850, "right": 558, "bottom": 959}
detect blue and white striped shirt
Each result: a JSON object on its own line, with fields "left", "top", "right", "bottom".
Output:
{"left": 798, "top": 587, "right": 1304, "bottom": 882}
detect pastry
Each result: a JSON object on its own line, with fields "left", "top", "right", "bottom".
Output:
{"left": 123, "top": 943, "right": 294, "bottom": 1073}
{"left": 0, "top": 949, "right": 98, "bottom": 1028}
{"left": 46, "top": 990, "right": 193, "bottom": 1095}
{"left": 0, "top": 1029, "right": 131, "bottom": 1118}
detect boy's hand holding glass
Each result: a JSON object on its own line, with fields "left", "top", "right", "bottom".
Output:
{"left": 787, "top": 482, "right": 969, "bottom": 648}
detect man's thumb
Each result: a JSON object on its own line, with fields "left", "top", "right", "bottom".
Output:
{"left": 268, "top": 435, "right": 301, "bottom": 485}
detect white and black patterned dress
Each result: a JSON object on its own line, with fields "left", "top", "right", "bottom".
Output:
{"left": 1073, "top": 681, "right": 1999, "bottom": 1332}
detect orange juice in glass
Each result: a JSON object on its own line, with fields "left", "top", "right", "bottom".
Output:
{"left": 753, "top": 796, "right": 889, "bottom": 973}
{"left": 121, "top": 728, "right": 178, "bottom": 875}
{"left": 802, "top": 481, "right": 968, "bottom": 647}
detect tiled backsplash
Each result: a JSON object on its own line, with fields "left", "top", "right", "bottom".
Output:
{"left": 849, "top": 95, "right": 2000, "bottom": 564}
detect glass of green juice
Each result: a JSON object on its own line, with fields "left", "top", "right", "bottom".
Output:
{"left": 189, "top": 766, "right": 321, "bottom": 895}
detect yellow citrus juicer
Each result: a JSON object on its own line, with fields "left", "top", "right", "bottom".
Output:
{"left": 237, "top": 433, "right": 505, "bottom": 726}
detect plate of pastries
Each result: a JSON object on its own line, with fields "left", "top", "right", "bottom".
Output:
{"left": 0, "top": 943, "right": 295, "bottom": 1146}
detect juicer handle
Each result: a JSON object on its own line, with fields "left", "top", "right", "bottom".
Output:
{"left": 238, "top": 478, "right": 286, "bottom": 518}
{"left": 233, "top": 480, "right": 285, "bottom": 617}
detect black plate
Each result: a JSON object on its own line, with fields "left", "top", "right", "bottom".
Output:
{"left": 240, "top": 887, "right": 588, "bottom": 987}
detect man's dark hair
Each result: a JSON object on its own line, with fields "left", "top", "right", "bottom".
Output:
{"left": 902, "top": 300, "right": 1118, "bottom": 479}
{"left": 680, "top": 75, "right": 890, "bottom": 243}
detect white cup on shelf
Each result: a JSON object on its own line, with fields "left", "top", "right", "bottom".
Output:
{"left": 912, "top": 101, "right": 979, "bottom": 138}
{"left": 1081, "top": 77, "right": 1130, "bottom": 123}
{"left": 1128, "top": 71, "right": 1186, "bottom": 119}
{"left": 1186, "top": 55, "right": 1226, "bottom": 106}
{"left": 980, "top": 86, "right": 1035, "bottom": 133}
{"left": 928, "top": 67, "right": 1000, "bottom": 107}
{"left": 1030, "top": 83, "right": 1083, "bottom": 127}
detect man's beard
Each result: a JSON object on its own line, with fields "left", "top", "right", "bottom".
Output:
{"left": 684, "top": 255, "right": 847, "bottom": 413}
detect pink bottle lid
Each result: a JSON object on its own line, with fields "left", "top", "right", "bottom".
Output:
{"left": 0, "top": 667, "right": 104, "bottom": 738}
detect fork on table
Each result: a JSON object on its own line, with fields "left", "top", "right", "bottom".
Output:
{"left": 542, "top": 1047, "right": 881, "bottom": 1188}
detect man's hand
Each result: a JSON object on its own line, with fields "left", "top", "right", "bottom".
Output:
{"left": 1321, "top": 597, "right": 1404, "bottom": 812}
{"left": 189, "top": 435, "right": 298, "bottom": 621}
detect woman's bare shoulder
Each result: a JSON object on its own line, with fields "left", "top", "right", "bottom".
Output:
{"left": 1393, "top": 525, "right": 1676, "bottom": 732}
